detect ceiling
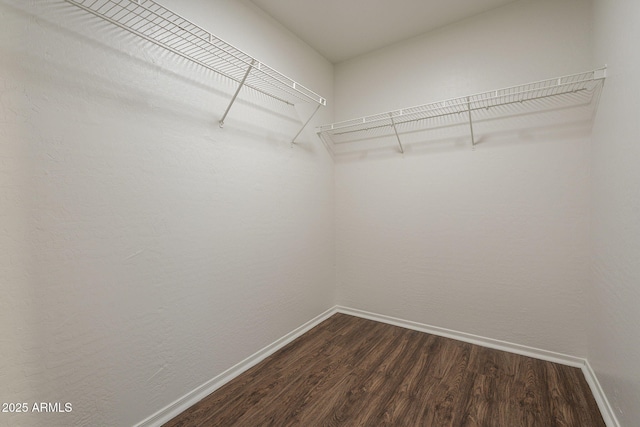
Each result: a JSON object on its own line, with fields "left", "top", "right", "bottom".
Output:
{"left": 249, "top": 0, "right": 519, "bottom": 63}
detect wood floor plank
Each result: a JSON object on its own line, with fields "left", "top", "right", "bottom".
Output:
{"left": 459, "top": 358, "right": 498, "bottom": 426}
{"left": 357, "top": 331, "right": 433, "bottom": 426}
{"left": 165, "top": 314, "right": 360, "bottom": 427}
{"left": 163, "top": 314, "right": 606, "bottom": 427}
{"left": 296, "top": 321, "right": 408, "bottom": 425}
{"left": 201, "top": 316, "right": 382, "bottom": 426}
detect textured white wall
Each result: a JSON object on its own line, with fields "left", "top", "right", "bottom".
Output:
{"left": 4, "top": 0, "right": 636, "bottom": 425}
{"left": 0, "top": 1, "right": 334, "bottom": 426}
{"left": 590, "top": 0, "right": 640, "bottom": 424}
{"left": 334, "top": 0, "right": 594, "bottom": 356}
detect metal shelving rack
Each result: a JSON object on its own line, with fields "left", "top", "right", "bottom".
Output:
{"left": 64, "top": 0, "right": 327, "bottom": 142}
{"left": 317, "top": 68, "right": 606, "bottom": 153}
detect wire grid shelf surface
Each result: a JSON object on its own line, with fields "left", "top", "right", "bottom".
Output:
{"left": 317, "top": 68, "right": 605, "bottom": 143}
{"left": 64, "top": 0, "right": 327, "bottom": 107}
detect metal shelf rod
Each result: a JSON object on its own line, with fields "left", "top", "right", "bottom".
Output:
{"left": 389, "top": 113, "right": 404, "bottom": 153}
{"left": 317, "top": 67, "right": 606, "bottom": 151}
{"left": 467, "top": 97, "right": 475, "bottom": 147}
{"left": 324, "top": 83, "right": 588, "bottom": 135}
{"left": 65, "top": 0, "right": 290, "bottom": 104}
{"left": 64, "top": 0, "right": 326, "bottom": 140}
{"left": 320, "top": 72, "right": 602, "bottom": 134}
{"left": 292, "top": 103, "right": 322, "bottom": 144}
{"left": 220, "top": 60, "right": 254, "bottom": 128}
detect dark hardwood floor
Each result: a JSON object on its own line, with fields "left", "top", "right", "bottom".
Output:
{"left": 163, "top": 313, "right": 605, "bottom": 426}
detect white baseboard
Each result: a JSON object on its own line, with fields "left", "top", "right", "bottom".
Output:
{"left": 336, "top": 305, "right": 620, "bottom": 427}
{"left": 135, "top": 304, "right": 619, "bottom": 427}
{"left": 335, "top": 306, "right": 585, "bottom": 367}
{"left": 133, "top": 306, "right": 338, "bottom": 427}
{"left": 581, "top": 359, "right": 621, "bottom": 427}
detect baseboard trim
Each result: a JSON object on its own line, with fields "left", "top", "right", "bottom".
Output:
{"left": 581, "top": 359, "right": 621, "bottom": 427}
{"left": 135, "top": 304, "right": 619, "bottom": 427}
{"left": 335, "top": 306, "right": 585, "bottom": 367}
{"left": 133, "top": 306, "right": 338, "bottom": 427}
{"left": 336, "top": 305, "right": 620, "bottom": 427}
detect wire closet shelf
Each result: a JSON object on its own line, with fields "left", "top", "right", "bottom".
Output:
{"left": 317, "top": 67, "right": 606, "bottom": 153}
{"left": 65, "top": 0, "right": 327, "bottom": 141}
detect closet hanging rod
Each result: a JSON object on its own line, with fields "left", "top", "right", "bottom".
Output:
{"left": 329, "top": 84, "right": 593, "bottom": 137}
{"left": 64, "top": 0, "right": 327, "bottom": 131}
{"left": 318, "top": 68, "right": 605, "bottom": 137}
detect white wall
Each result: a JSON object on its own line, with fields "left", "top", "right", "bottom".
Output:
{"left": 334, "top": 0, "right": 594, "bottom": 356}
{"left": 4, "top": 0, "right": 638, "bottom": 425}
{"left": 590, "top": 0, "right": 640, "bottom": 424}
{"left": 0, "top": 0, "right": 334, "bottom": 426}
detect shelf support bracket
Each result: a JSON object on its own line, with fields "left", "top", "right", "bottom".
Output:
{"left": 317, "top": 131, "right": 335, "bottom": 159}
{"left": 389, "top": 114, "right": 404, "bottom": 153}
{"left": 219, "top": 60, "right": 255, "bottom": 128}
{"left": 292, "top": 103, "right": 322, "bottom": 144}
{"left": 466, "top": 97, "right": 476, "bottom": 148}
